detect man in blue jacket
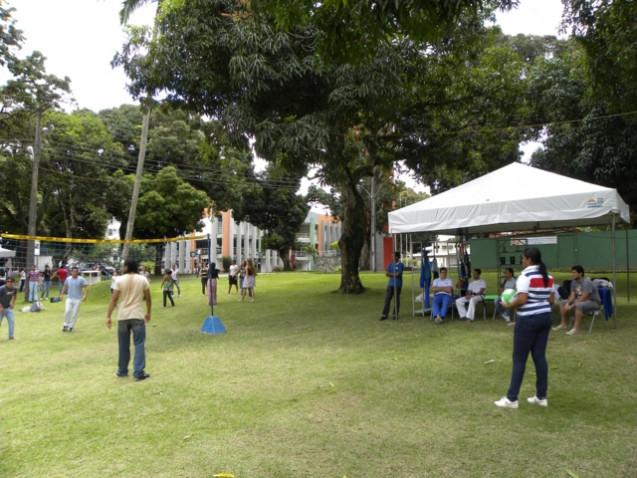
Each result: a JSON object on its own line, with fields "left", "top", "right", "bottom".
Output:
{"left": 380, "top": 252, "right": 404, "bottom": 320}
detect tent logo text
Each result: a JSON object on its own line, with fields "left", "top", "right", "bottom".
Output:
{"left": 584, "top": 197, "right": 605, "bottom": 208}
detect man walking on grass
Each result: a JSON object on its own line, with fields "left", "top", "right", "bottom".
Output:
{"left": 61, "top": 266, "right": 88, "bottom": 332}
{"left": 0, "top": 276, "right": 18, "bottom": 340}
{"left": 106, "top": 259, "right": 151, "bottom": 381}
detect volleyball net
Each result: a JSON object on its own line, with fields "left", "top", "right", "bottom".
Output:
{"left": 0, "top": 233, "right": 209, "bottom": 278}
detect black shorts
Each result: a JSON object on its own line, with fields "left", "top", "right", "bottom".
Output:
{"left": 229, "top": 275, "right": 238, "bottom": 285}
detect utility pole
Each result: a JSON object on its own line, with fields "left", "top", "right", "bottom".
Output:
{"left": 121, "top": 108, "right": 150, "bottom": 260}
{"left": 370, "top": 166, "right": 377, "bottom": 272}
{"left": 26, "top": 111, "right": 42, "bottom": 269}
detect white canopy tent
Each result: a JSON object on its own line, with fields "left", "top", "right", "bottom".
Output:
{"left": 389, "top": 162, "right": 629, "bottom": 235}
{"left": 388, "top": 162, "right": 630, "bottom": 325}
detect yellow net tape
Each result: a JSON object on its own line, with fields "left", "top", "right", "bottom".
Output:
{"left": 0, "top": 233, "right": 207, "bottom": 245}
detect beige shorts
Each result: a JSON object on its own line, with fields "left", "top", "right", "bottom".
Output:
{"left": 574, "top": 300, "right": 601, "bottom": 314}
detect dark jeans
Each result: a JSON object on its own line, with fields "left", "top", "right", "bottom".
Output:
{"left": 163, "top": 290, "right": 174, "bottom": 307}
{"left": 506, "top": 312, "right": 551, "bottom": 401}
{"left": 382, "top": 285, "right": 402, "bottom": 317}
{"left": 201, "top": 277, "right": 207, "bottom": 295}
{"left": 118, "top": 319, "right": 146, "bottom": 378}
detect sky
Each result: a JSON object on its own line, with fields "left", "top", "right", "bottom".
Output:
{"left": 4, "top": 0, "right": 566, "bottom": 195}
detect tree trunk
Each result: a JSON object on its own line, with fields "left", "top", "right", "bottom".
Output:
{"left": 278, "top": 248, "right": 291, "bottom": 271}
{"left": 338, "top": 185, "right": 366, "bottom": 294}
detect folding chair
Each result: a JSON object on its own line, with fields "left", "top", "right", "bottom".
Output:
{"left": 587, "top": 286, "right": 613, "bottom": 334}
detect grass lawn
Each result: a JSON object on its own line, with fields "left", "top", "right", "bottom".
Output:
{"left": 0, "top": 271, "right": 636, "bottom": 477}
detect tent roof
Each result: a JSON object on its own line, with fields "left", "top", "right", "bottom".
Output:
{"left": 388, "top": 162, "right": 630, "bottom": 235}
{"left": 0, "top": 246, "right": 16, "bottom": 258}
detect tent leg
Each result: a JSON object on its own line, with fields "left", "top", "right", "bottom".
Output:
{"left": 393, "top": 234, "right": 398, "bottom": 320}
{"left": 611, "top": 216, "right": 618, "bottom": 329}
{"left": 625, "top": 227, "right": 630, "bottom": 304}
{"left": 410, "top": 234, "right": 415, "bottom": 319}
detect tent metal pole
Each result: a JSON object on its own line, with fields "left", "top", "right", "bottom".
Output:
{"left": 410, "top": 234, "right": 415, "bottom": 319}
{"left": 611, "top": 215, "right": 618, "bottom": 329}
{"left": 393, "top": 234, "right": 398, "bottom": 320}
{"left": 625, "top": 226, "right": 630, "bottom": 304}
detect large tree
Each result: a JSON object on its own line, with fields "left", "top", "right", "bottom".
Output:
{"left": 525, "top": 2, "right": 637, "bottom": 220}
{"left": 114, "top": 0, "right": 530, "bottom": 293}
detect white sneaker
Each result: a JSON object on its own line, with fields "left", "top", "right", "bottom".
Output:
{"left": 565, "top": 328, "right": 579, "bottom": 336}
{"left": 494, "top": 397, "right": 518, "bottom": 409}
{"left": 501, "top": 314, "right": 511, "bottom": 323}
{"left": 527, "top": 396, "right": 548, "bottom": 407}
{"left": 552, "top": 324, "right": 567, "bottom": 331}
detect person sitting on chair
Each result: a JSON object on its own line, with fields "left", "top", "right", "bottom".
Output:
{"left": 432, "top": 267, "right": 453, "bottom": 324}
{"left": 455, "top": 268, "right": 486, "bottom": 321}
{"left": 495, "top": 268, "right": 516, "bottom": 323}
{"left": 552, "top": 265, "right": 600, "bottom": 336}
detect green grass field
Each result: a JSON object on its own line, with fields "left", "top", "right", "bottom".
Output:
{"left": 0, "top": 272, "right": 635, "bottom": 477}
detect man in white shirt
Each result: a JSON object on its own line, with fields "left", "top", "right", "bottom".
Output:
{"left": 171, "top": 264, "right": 181, "bottom": 297}
{"left": 455, "top": 268, "right": 487, "bottom": 321}
{"left": 228, "top": 260, "right": 239, "bottom": 294}
{"left": 106, "top": 259, "right": 152, "bottom": 381}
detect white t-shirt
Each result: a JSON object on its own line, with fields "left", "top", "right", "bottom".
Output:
{"left": 433, "top": 278, "right": 453, "bottom": 295}
{"left": 171, "top": 267, "right": 179, "bottom": 281}
{"left": 114, "top": 273, "right": 150, "bottom": 321}
{"left": 467, "top": 279, "right": 486, "bottom": 295}
{"left": 229, "top": 264, "right": 239, "bottom": 277}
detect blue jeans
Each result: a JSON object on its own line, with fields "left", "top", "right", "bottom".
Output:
{"left": 0, "top": 308, "right": 15, "bottom": 338}
{"left": 41, "top": 280, "right": 51, "bottom": 299}
{"left": 506, "top": 312, "right": 551, "bottom": 401}
{"left": 381, "top": 285, "right": 402, "bottom": 317}
{"left": 432, "top": 294, "right": 452, "bottom": 319}
{"left": 28, "top": 281, "right": 38, "bottom": 302}
{"left": 117, "top": 319, "right": 146, "bottom": 377}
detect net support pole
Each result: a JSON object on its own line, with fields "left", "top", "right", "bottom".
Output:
{"left": 208, "top": 233, "right": 213, "bottom": 316}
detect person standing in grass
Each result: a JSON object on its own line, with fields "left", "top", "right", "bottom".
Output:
{"left": 380, "top": 251, "right": 404, "bottom": 320}
{"left": 495, "top": 247, "right": 555, "bottom": 409}
{"left": 0, "top": 276, "right": 18, "bottom": 340}
{"left": 41, "top": 264, "right": 52, "bottom": 300}
{"left": 239, "top": 260, "right": 247, "bottom": 300}
{"left": 208, "top": 262, "right": 219, "bottom": 306}
{"left": 241, "top": 259, "right": 256, "bottom": 302}
{"left": 18, "top": 268, "right": 25, "bottom": 292}
{"left": 106, "top": 259, "right": 151, "bottom": 381}
{"left": 161, "top": 270, "right": 175, "bottom": 307}
{"left": 60, "top": 267, "right": 88, "bottom": 333}
{"left": 171, "top": 263, "right": 181, "bottom": 297}
{"left": 52, "top": 264, "right": 68, "bottom": 297}
{"left": 27, "top": 265, "right": 39, "bottom": 302}
{"left": 228, "top": 260, "right": 239, "bottom": 294}
{"left": 200, "top": 263, "right": 208, "bottom": 295}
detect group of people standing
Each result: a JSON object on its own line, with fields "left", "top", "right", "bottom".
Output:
{"left": 1, "top": 264, "right": 69, "bottom": 303}
{"left": 200, "top": 259, "right": 257, "bottom": 304}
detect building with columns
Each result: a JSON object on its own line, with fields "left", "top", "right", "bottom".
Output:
{"left": 164, "top": 209, "right": 284, "bottom": 273}
{"left": 294, "top": 211, "right": 342, "bottom": 271}
{"left": 163, "top": 209, "right": 342, "bottom": 273}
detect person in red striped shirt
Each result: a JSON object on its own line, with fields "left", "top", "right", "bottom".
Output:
{"left": 495, "top": 247, "right": 556, "bottom": 409}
